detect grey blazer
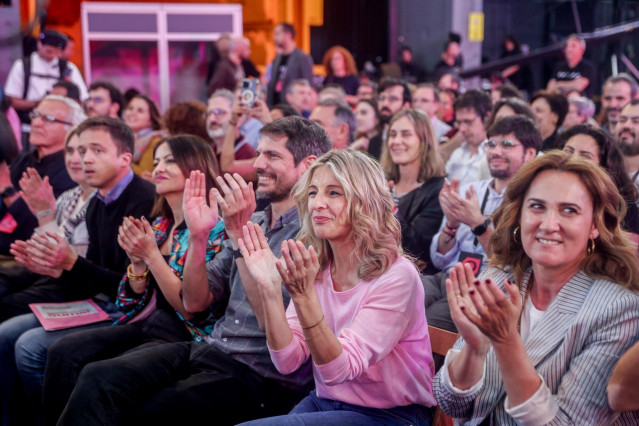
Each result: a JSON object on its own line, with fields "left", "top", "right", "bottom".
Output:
{"left": 266, "top": 47, "right": 314, "bottom": 107}
{"left": 433, "top": 267, "right": 639, "bottom": 425}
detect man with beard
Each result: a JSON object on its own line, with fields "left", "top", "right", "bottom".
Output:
{"left": 207, "top": 89, "right": 256, "bottom": 162}
{"left": 84, "top": 81, "right": 124, "bottom": 119}
{"left": 616, "top": 100, "right": 639, "bottom": 182}
{"left": 266, "top": 23, "right": 314, "bottom": 107}
{"left": 424, "top": 115, "right": 540, "bottom": 331}
{"left": 57, "top": 117, "right": 333, "bottom": 425}
{"left": 601, "top": 73, "right": 638, "bottom": 135}
{"left": 445, "top": 90, "right": 492, "bottom": 187}
{"left": 368, "top": 78, "right": 411, "bottom": 160}
{"left": 431, "top": 115, "right": 540, "bottom": 274}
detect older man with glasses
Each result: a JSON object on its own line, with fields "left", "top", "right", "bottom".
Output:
{"left": 0, "top": 95, "right": 85, "bottom": 280}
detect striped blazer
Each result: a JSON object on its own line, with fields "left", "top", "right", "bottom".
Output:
{"left": 433, "top": 267, "right": 639, "bottom": 425}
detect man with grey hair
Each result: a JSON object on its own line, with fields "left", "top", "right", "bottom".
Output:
{"left": 285, "top": 79, "right": 315, "bottom": 118}
{"left": 0, "top": 95, "right": 85, "bottom": 255}
{"left": 547, "top": 34, "right": 595, "bottom": 98}
{"left": 206, "top": 89, "right": 256, "bottom": 160}
{"left": 601, "top": 73, "right": 639, "bottom": 135}
{"left": 413, "top": 83, "right": 451, "bottom": 140}
{"left": 309, "top": 98, "right": 355, "bottom": 149}
{"left": 563, "top": 96, "right": 596, "bottom": 128}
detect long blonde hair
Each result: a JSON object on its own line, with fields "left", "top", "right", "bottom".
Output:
{"left": 381, "top": 109, "right": 444, "bottom": 183}
{"left": 293, "top": 150, "right": 402, "bottom": 280}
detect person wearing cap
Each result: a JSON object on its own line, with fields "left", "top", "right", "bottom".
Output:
{"left": 4, "top": 29, "right": 88, "bottom": 146}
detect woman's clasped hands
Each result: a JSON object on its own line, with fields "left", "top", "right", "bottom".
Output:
{"left": 238, "top": 222, "right": 319, "bottom": 298}
{"left": 447, "top": 262, "right": 522, "bottom": 352}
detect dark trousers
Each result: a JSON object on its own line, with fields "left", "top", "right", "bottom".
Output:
{"left": 57, "top": 341, "right": 304, "bottom": 426}
{"left": 0, "top": 277, "right": 84, "bottom": 322}
{"left": 43, "top": 309, "right": 191, "bottom": 426}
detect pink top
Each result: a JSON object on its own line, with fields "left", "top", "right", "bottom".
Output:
{"left": 269, "top": 256, "right": 436, "bottom": 409}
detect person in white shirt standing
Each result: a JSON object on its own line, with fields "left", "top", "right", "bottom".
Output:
{"left": 4, "top": 30, "right": 88, "bottom": 147}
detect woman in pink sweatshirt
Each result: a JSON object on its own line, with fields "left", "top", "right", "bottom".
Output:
{"left": 238, "top": 149, "right": 436, "bottom": 425}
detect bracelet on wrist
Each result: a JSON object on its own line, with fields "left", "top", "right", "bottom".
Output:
{"left": 127, "top": 264, "right": 150, "bottom": 281}
{"left": 303, "top": 327, "right": 328, "bottom": 342}
{"left": 442, "top": 229, "right": 456, "bottom": 239}
{"left": 300, "top": 314, "right": 324, "bottom": 330}
{"left": 36, "top": 209, "right": 54, "bottom": 219}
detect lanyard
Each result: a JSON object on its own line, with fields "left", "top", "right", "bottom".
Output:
{"left": 473, "top": 187, "right": 491, "bottom": 247}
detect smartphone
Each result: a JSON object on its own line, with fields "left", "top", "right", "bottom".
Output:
{"left": 240, "top": 78, "right": 258, "bottom": 107}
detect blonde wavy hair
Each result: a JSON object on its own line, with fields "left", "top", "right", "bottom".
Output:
{"left": 293, "top": 150, "right": 403, "bottom": 280}
{"left": 381, "top": 109, "right": 445, "bottom": 183}
{"left": 490, "top": 150, "right": 639, "bottom": 290}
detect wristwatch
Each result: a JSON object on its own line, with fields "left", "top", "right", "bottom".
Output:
{"left": 471, "top": 218, "right": 491, "bottom": 236}
{"left": 232, "top": 248, "right": 243, "bottom": 259}
{"left": 0, "top": 186, "right": 16, "bottom": 199}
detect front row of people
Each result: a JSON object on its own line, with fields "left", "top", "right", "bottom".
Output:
{"left": 1, "top": 112, "right": 638, "bottom": 425}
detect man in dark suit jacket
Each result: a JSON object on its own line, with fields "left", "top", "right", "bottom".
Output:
{"left": 266, "top": 23, "right": 314, "bottom": 107}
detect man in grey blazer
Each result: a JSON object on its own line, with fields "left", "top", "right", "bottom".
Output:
{"left": 266, "top": 23, "right": 314, "bottom": 107}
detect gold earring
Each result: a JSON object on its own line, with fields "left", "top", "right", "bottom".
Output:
{"left": 587, "top": 238, "right": 595, "bottom": 255}
{"left": 513, "top": 226, "right": 520, "bottom": 244}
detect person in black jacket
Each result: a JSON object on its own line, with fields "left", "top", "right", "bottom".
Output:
{"left": 0, "top": 117, "right": 155, "bottom": 425}
{"left": 382, "top": 109, "right": 445, "bottom": 274}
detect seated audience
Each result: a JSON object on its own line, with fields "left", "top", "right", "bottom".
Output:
{"left": 50, "top": 81, "right": 81, "bottom": 104}
{"left": 124, "top": 94, "right": 166, "bottom": 176}
{"left": 0, "top": 109, "right": 19, "bottom": 166}
{"left": 434, "top": 151, "right": 639, "bottom": 425}
{"left": 0, "top": 95, "right": 83, "bottom": 259}
{"left": 309, "top": 98, "right": 355, "bottom": 150}
{"left": 238, "top": 149, "right": 436, "bottom": 425}
{"left": 498, "top": 35, "right": 534, "bottom": 95}
{"left": 371, "top": 78, "right": 412, "bottom": 159}
{"left": 530, "top": 90, "right": 568, "bottom": 151}
{"left": 322, "top": 46, "right": 360, "bottom": 105}
{"left": 616, "top": 100, "right": 639, "bottom": 180}
{"left": 318, "top": 86, "right": 347, "bottom": 104}
{"left": 562, "top": 96, "right": 596, "bottom": 129}
{"left": 42, "top": 135, "right": 226, "bottom": 425}
{"left": 438, "top": 88, "right": 457, "bottom": 126}
{"left": 490, "top": 83, "right": 523, "bottom": 106}
{"left": 382, "top": 109, "right": 445, "bottom": 274}
{"left": 0, "top": 117, "right": 155, "bottom": 425}
{"left": 398, "top": 45, "right": 423, "bottom": 84}
{"left": 207, "top": 89, "right": 256, "bottom": 165}
{"left": 445, "top": 90, "right": 492, "bottom": 187}
{"left": 546, "top": 34, "right": 595, "bottom": 98}
{"left": 55, "top": 117, "right": 331, "bottom": 425}
{"left": 350, "top": 99, "right": 381, "bottom": 152}
{"left": 284, "top": 79, "right": 315, "bottom": 118}
{"left": 412, "top": 83, "right": 452, "bottom": 141}
{"left": 270, "top": 103, "right": 301, "bottom": 120}
{"left": 84, "top": 81, "right": 124, "bottom": 119}
{"left": 431, "top": 115, "right": 540, "bottom": 275}
{"left": 356, "top": 80, "right": 377, "bottom": 101}
{"left": 484, "top": 97, "right": 534, "bottom": 130}
{"left": 10, "top": 127, "right": 94, "bottom": 283}
{"left": 164, "top": 100, "right": 211, "bottom": 143}
{"left": 555, "top": 124, "right": 639, "bottom": 242}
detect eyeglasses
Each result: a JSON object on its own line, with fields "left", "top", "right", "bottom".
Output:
{"left": 484, "top": 139, "right": 521, "bottom": 150}
{"left": 207, "top": 109, "right": 229, "bottom": 118}
{"left": 454, "top": 116, "right": 480, "bottom": 127}
{"left": 29, "top": 111, "right": 73, "bottom": 126}
{"left": 85, "top": 96, "right": 106, "bottom": 104}
{"left": 378, "top": 95, "right": 401, "bottom": 103}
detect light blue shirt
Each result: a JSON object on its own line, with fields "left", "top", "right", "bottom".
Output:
{"left": 429, "top": 178, "right": 505, "bottom": 273}
{"left": 95, "top": 170, "right": 134, "bottom": 205}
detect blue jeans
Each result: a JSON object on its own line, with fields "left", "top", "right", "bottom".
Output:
{"left": 0, "top": 302, "right": 119, "bottom": 425}
{"left": 240, "top": 391, "right": 433, "bottom": 425}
